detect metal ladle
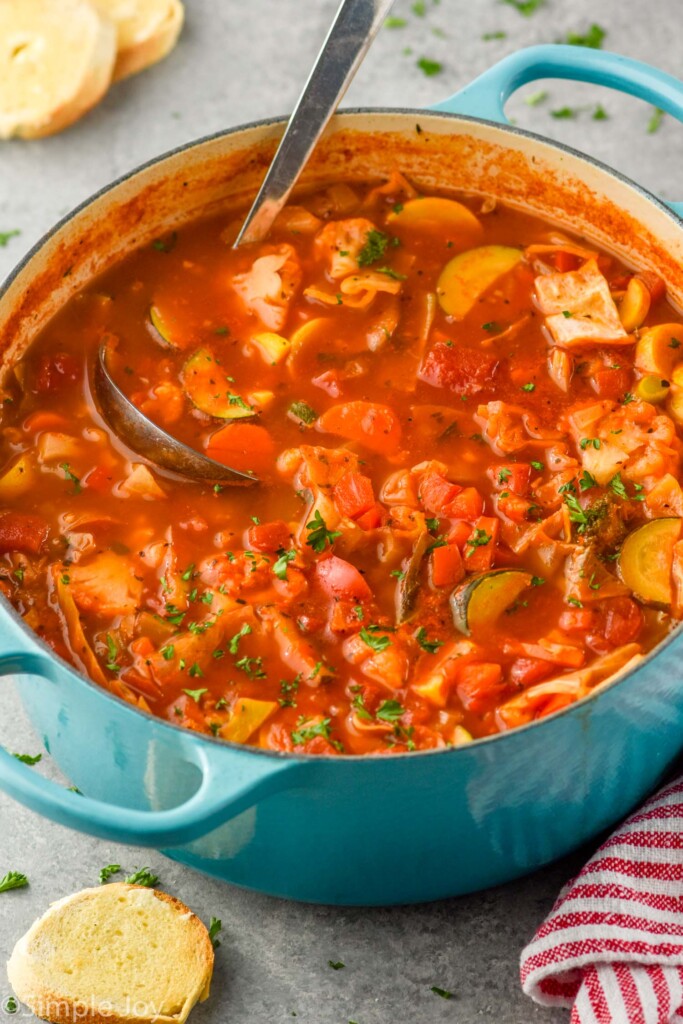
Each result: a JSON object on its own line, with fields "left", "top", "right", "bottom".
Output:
{"left": 94, "top": 0, "right": 395, "bottom": 486}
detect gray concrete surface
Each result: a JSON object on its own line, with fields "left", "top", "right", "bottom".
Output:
{"left": 0, "top": 0, "right": 681, "bottom": 1020}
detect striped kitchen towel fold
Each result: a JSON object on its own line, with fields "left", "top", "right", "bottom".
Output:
{"left": 520, "top": 776, "right": 683, "bottom": 1023}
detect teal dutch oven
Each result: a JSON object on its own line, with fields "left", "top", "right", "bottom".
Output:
{"left": 0, "top": 46, "right": 682, "bottom": 905}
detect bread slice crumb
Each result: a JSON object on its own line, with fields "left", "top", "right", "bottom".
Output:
{"left": 91, "top": 0, "right": 184, "bottom": 81}
{"left": 0, "top": 0, "right": 116, "bottom": 139}
{"left": 7, "top": 883, "right": 214, "bottom": 1024}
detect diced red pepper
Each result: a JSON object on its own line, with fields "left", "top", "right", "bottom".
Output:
{"left": 247, "top": 520, "right": 291, "bottom": 552}
{"left": 553, "top": 251, "right": 580, "bottom": 273}
{"left": 447, "top": 521, "right": 473, "bottom": 550}
{"left": 456, "top": 662, "right": 505, "bottom": 714}
{"left": 0, "top": 512, "right": 49, "bottom": 555}
{"left": 444, "top": 486, "right": 484, "bottom": 520}
{"left": 84, "top": 465, "right": 115, "bottom": 494}
{"left": 595, "top": 597, "right": 644, "bottom": 646}
{"left": 463, "top": 516, "right": 499, "bottom": 572}
{"left": 489, "top": 462, "right": 531, "bottom": 497}
{"left": 418, "top": 472, "right": 461, "bottom": 515}
{"left": 431, "top": 543, "right": 464, "bottom": 588}
{"left": 509, "top": 657, "right": 553, "bottom": 687}
{"left": 333, "top": 471, "right": 375, "bottom": 520}
{"left": 496, "top": 493, "right": 534, "bottom": 524}
{"left": 419, "top": 342, "right": 499, "bottom": 396}
{"left": 354, "top": 503, "right": 385, "bottom": 530}
{"left": 591, "top": 365, "right": 631, "bottom": 400}
{"left": 33, "top": 352, "right": 80, "bottom": 394}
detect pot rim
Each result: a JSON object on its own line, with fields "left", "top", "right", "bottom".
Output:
{"left": 2, "top": 106, "right": 681, "bottom": 765}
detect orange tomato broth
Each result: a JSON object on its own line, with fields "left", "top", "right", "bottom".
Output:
{"left": 2, "top": 170, "right": 683, "bottom": 756}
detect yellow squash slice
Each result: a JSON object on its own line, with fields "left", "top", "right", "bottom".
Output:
{"left": 618, "top": 518, "right": 681, "bottom": 607}
{"left": 437, "top": 245, "right": 523, "bottom": 319}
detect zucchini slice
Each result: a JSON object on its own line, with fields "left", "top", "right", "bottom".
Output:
{"left": 436, "top": 245, "right": 523, "bottom": 320}
{"left": 148, "top": 304, "right": 181, "bottom": 349}
{"left": 618, "top": 517, "right": 681, "bottom": 606}
{"left": 450, "top": 569, "right": 532, "bottom": 636}
{"left": 181, "top": 348, "right": 255, "bottom": 419}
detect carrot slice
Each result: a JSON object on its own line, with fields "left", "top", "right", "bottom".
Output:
{"left": 206, "top": 423, "right": 275, "bottom": 475}
{"left": 317, "top": 401, "right": 402, "bottom": 455}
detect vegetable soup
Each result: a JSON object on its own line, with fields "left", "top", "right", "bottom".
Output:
{"left": 2, "top": 171, "right": 682, "bottom": 755}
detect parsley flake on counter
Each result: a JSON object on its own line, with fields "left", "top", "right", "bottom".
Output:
{"left": 0, "top": 230, "right": 20, "bottom": 247}
{"left": 593, "top": 104, "right": 609, "bottom": 120}
{"left": 99, "top": 864, "right": 121, "bottom": 884}
{"left": 417, "top": 57, "right": 442, "bottom": 77}
{"left": 385, "top": 15, "right": 407, "bottom": 27}
{"left": 431, "top": 986, "right": 453, "bottom": 999}
{"left": 328, "top": 960, "right": 345, "bottom": 970}
{"left": 525, "top": 90, "right": 548, "bottom": 106}
{"left": 648, "top": 107, "right": 665, "bottom": 134}
{"left": 123, "top": 867, "right": 159, "bottom": 887}
{"left": 0, "top": 871, "right": 28, "bottom": 893}
{"left": 482, "top": 30, "right": 507, "bottom": 40}
{"left": 551, "top": 107, "right": 577, "bottom": 120}
{"left": 4, "top": 997, "right": 17, "bottom": 1014}
{"left": 208, "top": 916, "right": 222, "bottom": 948}
{"left": 566, "top": 23, "right": 606, "bottom": 48}
{"left": 503, "top": 0, "right": 543, "bottom": 13}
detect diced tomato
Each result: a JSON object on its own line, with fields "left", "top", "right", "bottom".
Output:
{"left": 456, "top": 662, "right": 505, "bottom": 714}
{"left": 444, "top": 487, "right": 484, "bottom": 520}
{"left": 418, "top": 472, "right": 460, "bottom": 515}
{"left": 33, "top": 352, "right": 81, "bottom": 394}
{"left": 315, "top": 555, "right": 372, "bottom": 602}
{"left": 463, "top": 516, "right": 499, "bottom": 572}
{"left": 333, "top": 471, "right": 375, "bottom": 520}
{"left": 636, "top": 271, "right": 666, "bottom": 304}
{"left": 496, "top": 493, "right": 532, "bottom": 524}
{"left": 84, "top": 465, "right": 115, "bottom": 494}
{"left": 247, "top": 520, "right": 291, "bottom": 552}
{"left": 489, "top": 462, "right": 531, "bottom": 497}
{"left": 329, "top": 599, "right": 365, "bottom": 634}
{"left": 0, "top": 512, "right": 49, "bottom": 555}
{"left": 553, "top": 251, "right": 580, "bottom": 273}
{"left": 419, "top": 342, "right": 499, "bottom": 396}
{"left": 431, "top": 543, "right": 464, "bottom": 588}
{"left": 317, "top": 401, "right": 402, "bottom": 455}
{"left": 354, "top": 503, "right": 385, "bottom": 530}
{"left": 595, "top": 597, "right": 644, "bottom": 646}
{"left": 591, "top": 365, "right": 631, "bottom": 400}
{"left": 509, "top": 657, "right": 553, "bottom": 687}
{"left": 448, "top": 521, "right": 473, "bottom": 550}
{"left": 206, "top": 423, "right": 275, "bottom": 475}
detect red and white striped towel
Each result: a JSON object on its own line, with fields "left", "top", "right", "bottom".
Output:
{"left": 521, "top": 777, "right": 683, "bottom": 1023}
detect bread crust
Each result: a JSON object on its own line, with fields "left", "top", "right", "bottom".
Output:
{"left": 7, "top": 884, "right": 214, "bottom": 1024}
{"left": 0, "top": 0, "right": 116, "bottom": 139}
{"left": 92, "top": 0, "right": 185, "bottom": 81}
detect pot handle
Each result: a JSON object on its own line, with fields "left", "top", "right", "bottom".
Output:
{"left": 432, "top": 44, "right": 683, "bottom": 218}
{"left": 0, "top": 631, "right": 303, "bottom": 848}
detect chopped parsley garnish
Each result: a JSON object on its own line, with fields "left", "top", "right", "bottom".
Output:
{"left": 279, "top": 675, "right": 300, "bottom": 708}
{"left": 593, "top": 104, "right": 609, "bottom": 120}
{"left": 579, "top": 470, "right": 598, "bottom": 491}
{"left": 416, "top": 57, "right": 442, "bottom": 77}
{"left": 622, "top": 391, "right": 635, "bottom": 405}
{"left": 521, "top": 382, "right": 535, "bottom": 392}
{"left": 161, "top": 644, "right": 175, "bottom": 660}
{"left": 648, "top": 107, "right": 665, "bottom": 134}
{"left": 99, "top": 864, "right": 121, "bottom": 884}
{"left": 566, "top": 23, "right": 606, "bottom": 48}
{"left": 415, "top": 627, "right": 444, "bottom": 654}
{"left": 291, "top": 718, "right": 332, "bottom": 745}
{"left": 482, "top": 30, "right": 507, "bottom": 39}
{"left": 228, "top": 622, "right": 252, "bottom": 654}
{"left": 183, "top": 687, "right": 207, "bottom": 702}
{"left": 60, "top": 462, "right": 82, "bottom": 493}
{"left": 289, "top": 400, "right": 318, "bottom": 425}
{"left": 306, "top": 510, "right": 342, "bottom": 552}
{"left": 124, "top": 867, "right": 159, "bottom": 887}
{"left": 105, "top": 633, "right": 120, "bottom": 672}
{"left": 498, "top": 468, "right": 512, "bottom": 483}
{"left": 525, "top": 89, "right": 547, "bottom": 106}
{"left": 227, "top": 392, "right": 252, "bottom": 412}
{"left": 4, "top": 997, "right": 17, "bottom": 1014}
{"left": 13, "top": 752, "right": 42, "bottom": 765}
{"left": 0, "top": 230, "right": 20, "bottom": 247}
{"left": 390, "top": 568, "right": 406, "bottom": 580}
{"left": 562, "top": 310, "right": 573, "bottom": 318}
{"left": 567, "top": 597, "right": 584, "bottom": 608}
{"left": 465, "top": 528, "right": 491, "bottom": 558}
{"left": 273, "top": 548, "right": 296, "bottom": 579}
{"left": 551, "top": 108, "right": 577, "bottom": 120}
{"left": 563, "top": 490, "right": 588, "bottom": 529}
{"left": 376, "top": 266, "right": 407, "bottom": 280}
{"left": 481, "top": 321, "right": 499, "bottom": 332}
{"left": 580, "top": 437, "right": 601, "bottom": 450}
{"left": 188, "top": 663, "right": 204, "bottom": 678}
{"left": 431, "top": 986, "right": 453, "bottom": 999}
{"left": 328, "top": 960, "right": 345, "bottom": 970}
{"left": 531, "top": 576, "right": 545, "bottom": 587}
{"left": 670, "top": 337, "right": 681, "bottom": 349}
{"left": 151, "top": 232, "right": 177, "bottom": 253}
{"left": 208, "top": 917, "right": 222, "bottom": 948}
{"left": 376, "top": 700, "right": 406, "bottom": 723}
{"left": 531, "top": 461, "right": 544, "bottom": 472}
{"left": 357, "top": 229, "right": 389, "bottom": 267}
{"left": 181, "top": 563, "right": 196, "bottom": 581}
{"left": 425, "top": 516, "right": 440, "bottom": 530}
{"left": 385, "top": 15, "right": 407, "bottom": 27}
{"left": 235, "top": 655, "right": 266, "bottom": 679}
{"left": 359, "top": 626, "right": 392, "bottom": 652}
{"left": 0, "top": 871, "right": 28, "bottom": 893}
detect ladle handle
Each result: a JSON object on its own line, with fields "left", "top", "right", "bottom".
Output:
{"left": 234, "top": 0, "right": 395, "bottom": 246}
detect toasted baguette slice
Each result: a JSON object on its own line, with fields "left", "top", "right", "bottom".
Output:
{"left": 0, "top": 0, "right": 116, "bottom": 140}
{"left": 91, "top": 0, "right": 184, "bottom": 81}
{"left": 7, "top": 883, "right": 214, "bottom": 1024}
